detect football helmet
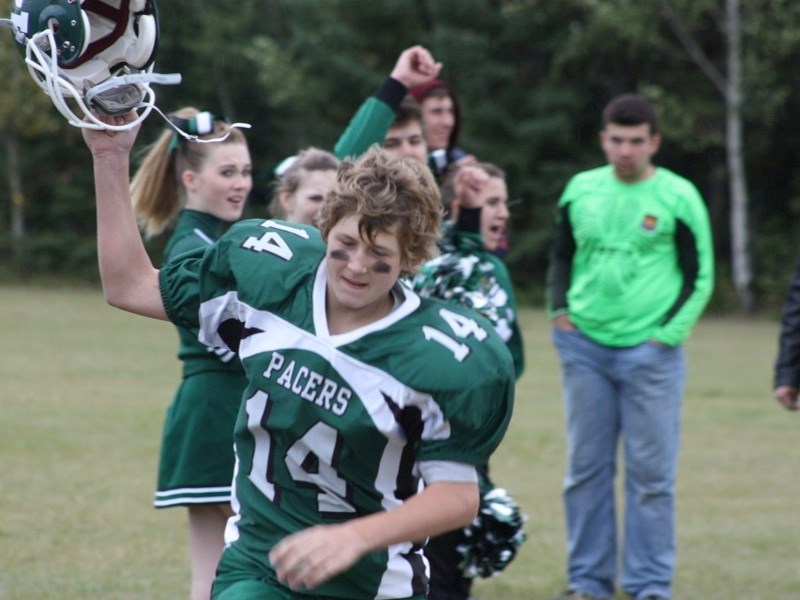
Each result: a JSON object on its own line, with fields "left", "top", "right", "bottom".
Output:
{"left": 2, "top": 0, "right": 181, "bottom": 130}
{"left": 457, "top": 487, "right": 527, "bottom": 579}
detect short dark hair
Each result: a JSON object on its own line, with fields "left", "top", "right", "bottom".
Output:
{"left": 394, "top": 95, "right": 424, "bottom": 129}
{"left": 602, "top": 94, "right": 659, "bottom": 135}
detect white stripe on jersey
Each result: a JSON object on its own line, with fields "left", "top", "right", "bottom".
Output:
{"left": 193, "top": 228, "right": 215, "bottom": 245}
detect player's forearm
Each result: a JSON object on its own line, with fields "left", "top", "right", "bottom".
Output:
{"left": 350, "top": 481, "right": 479, "bottom": 553}
{"left": 94, "top": 153, "right": 166, "bottom": 319}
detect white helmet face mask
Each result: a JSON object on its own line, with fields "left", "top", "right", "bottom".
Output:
{"left": 2, "top": 0, "right": 182, "bottom": 131}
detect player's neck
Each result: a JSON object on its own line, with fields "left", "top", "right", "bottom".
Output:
{"left": 326, "top": 291, "right": 394, "bottom": 335}
{"left": 614, "top": 163, "right": 656, "bottom": 184}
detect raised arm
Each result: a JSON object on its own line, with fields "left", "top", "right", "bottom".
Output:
{"left": 334, "top": 45, "right": 442, "bottom": 159}
{"left": 82, "top": 114, "right": 167, "bottom": 320}
{"left": 389, "top": 45, "right": 442, "bottom": 89}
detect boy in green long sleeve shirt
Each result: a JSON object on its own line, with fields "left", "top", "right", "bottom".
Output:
{"left": 547, "top": 94, "right": 713, "bottom": 600}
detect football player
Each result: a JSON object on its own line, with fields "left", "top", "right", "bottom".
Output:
{"left": 83, "top": 114, "right": 515, "bottom": 600}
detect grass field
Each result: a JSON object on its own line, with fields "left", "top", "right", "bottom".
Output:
{"left": 1, "top": 285, "right": 799, "bottom": 599}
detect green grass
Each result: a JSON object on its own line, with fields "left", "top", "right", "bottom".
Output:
{"left": 2, "top": 286, "right": 799, "bottom": 599}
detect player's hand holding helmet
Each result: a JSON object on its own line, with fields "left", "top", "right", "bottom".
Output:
{"left": 2, "top": 0, "right": 180, "bottom": 131}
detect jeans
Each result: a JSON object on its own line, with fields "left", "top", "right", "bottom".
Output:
{"left": 552, "top": 328, "right": 685, "bottom": 600}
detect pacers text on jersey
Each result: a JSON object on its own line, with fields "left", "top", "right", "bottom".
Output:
{"left": 263, "top": 351, "right": 351, "bottom": 416}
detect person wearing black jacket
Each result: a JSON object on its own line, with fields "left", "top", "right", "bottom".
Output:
{"left": 774, "top": 254, "right": 800, "bottom": 411}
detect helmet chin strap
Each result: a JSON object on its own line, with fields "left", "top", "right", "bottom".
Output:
{"left": 151, "top": 104, "right": 252, "bottom": 144}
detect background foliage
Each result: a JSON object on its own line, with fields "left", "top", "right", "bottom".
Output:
{"left": 2, "top": 0, "right": 800, "bottom": 309}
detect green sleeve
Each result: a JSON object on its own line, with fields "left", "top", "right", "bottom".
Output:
{"left": 166, "top": 235, "right": 207, "bottom": 262}
{"left": 652, "top": 184, "right": 715, "bottom": 345}
{"left": 333, "top": 77, "right": 407, "bottom": 160}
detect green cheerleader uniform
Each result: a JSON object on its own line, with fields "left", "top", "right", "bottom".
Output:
{"left": 154, "top": 210, "right": 248, "bottom": 508}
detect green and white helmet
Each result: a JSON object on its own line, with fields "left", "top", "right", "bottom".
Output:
{"left": 3, "top": 0, "right": 181, "bottom": 130}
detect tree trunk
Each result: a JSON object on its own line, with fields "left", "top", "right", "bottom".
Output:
{"left": 662, "top": 0, "right": 755, "bottom": 312}
{"left": 725, "top": 0, "right": 754, "bottom": 312}
{"left": 5, "top": 129, "right": 25, "bottom": 265}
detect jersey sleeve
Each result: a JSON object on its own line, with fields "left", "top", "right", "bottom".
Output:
{"left": 333, "top": 77, "right": 407, "bottom": 160}
{"left": 415, "top": 307, "right": 515, "bottom": 468}
{"left": 159, "top": 218, "right": 323, "bottom": 335}
{"left": 652, "top": 180, "right": 715, "bottom": 345}
{"left": 423, "top": 360, "right": 514, "bottom": 468}
{"left": 165, "top": 234, "right": 207, "bottom": 263}
{"left": 546, "top": 176, "right": 579, "bottom": 316}
{"left": 412, "top": 225, "right": 525, "bottom": 380}
{"left": 159, "top": 243, "right": 226, "bottom": 333}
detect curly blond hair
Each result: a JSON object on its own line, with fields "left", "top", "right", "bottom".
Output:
{"left": 317, "top": 146, "right": 442, "bottom": 276}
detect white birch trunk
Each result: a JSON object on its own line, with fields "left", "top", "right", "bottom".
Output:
{"left": 726, "top": 0, "right": 755, "bottom": 311}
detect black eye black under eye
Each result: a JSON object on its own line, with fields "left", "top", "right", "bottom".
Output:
{"left": 330, "top": 249, "right": 392, "bottom": 273}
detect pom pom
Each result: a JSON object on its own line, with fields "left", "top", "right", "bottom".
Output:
{"left": 457, "top": 487, "right": 527, "bottom": 579}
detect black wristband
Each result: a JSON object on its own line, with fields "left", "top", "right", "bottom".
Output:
{"left": 375, "top": 77, "right": 408, "bottom": 111}
{"left": 456, "top": 206, "right": 482, "bottom": 233}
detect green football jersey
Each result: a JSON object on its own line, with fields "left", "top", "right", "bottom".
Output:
{"left": 159, "top": 219, "right": 515, "bottom": 599}
{"left": 410, "top": 222, "right": 525, "bottom": 381}
{"left": 164, "top": 209, "right": 242, "bottom": 373}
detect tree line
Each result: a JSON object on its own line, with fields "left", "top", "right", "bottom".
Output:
{"left": 2, "top": 0, "right": 800, "bottom": 312}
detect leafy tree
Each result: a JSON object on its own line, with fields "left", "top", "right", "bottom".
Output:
{"left": 0, "top": 3, "right": 78, "bottom": 276}
{"left": 3, "top": 0, "right": 800, "bottom": 309}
